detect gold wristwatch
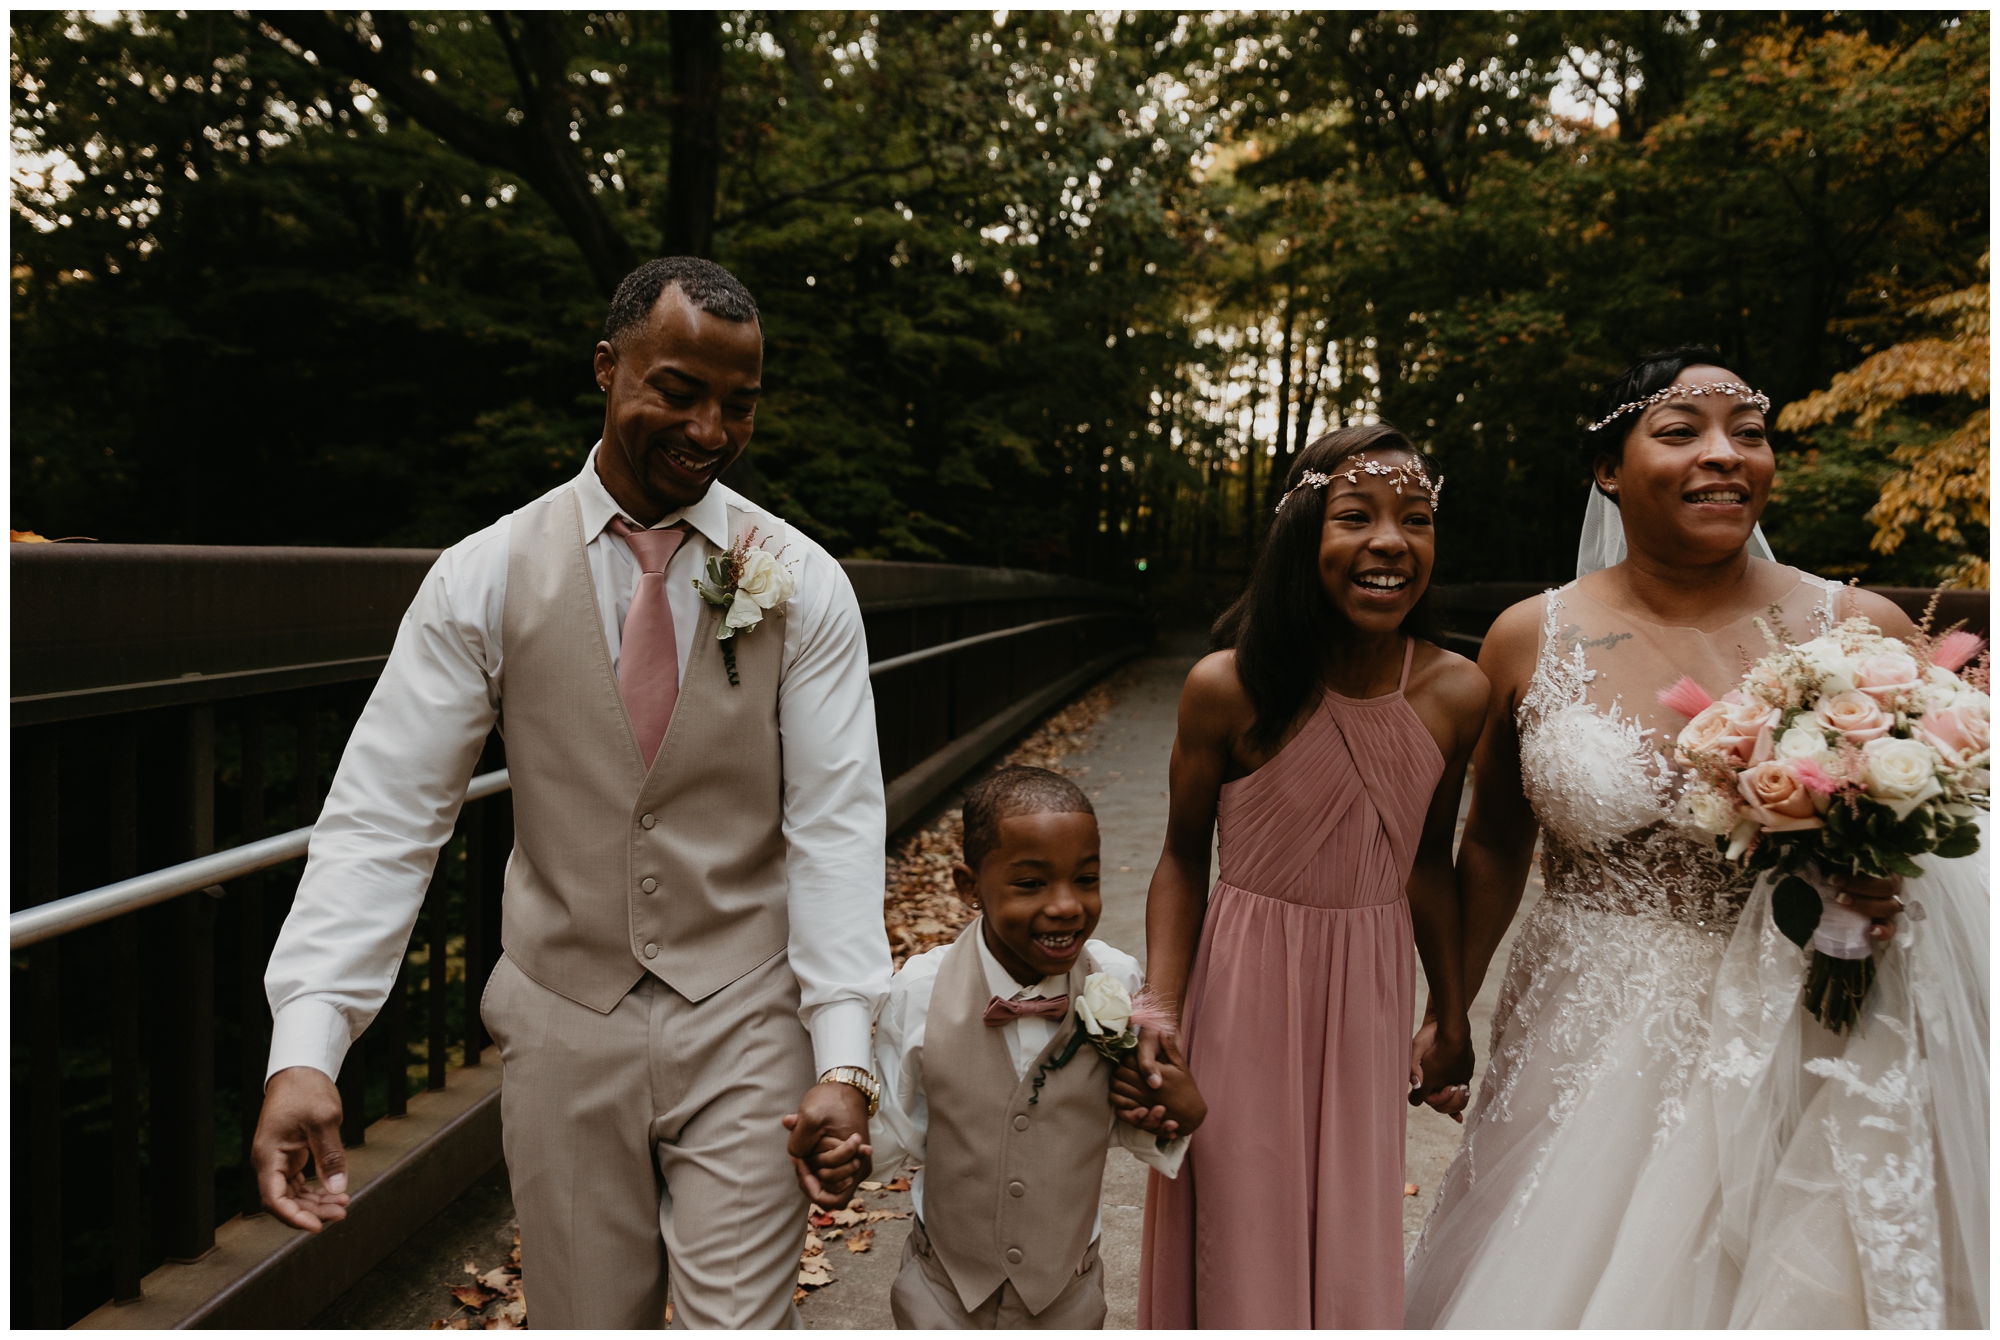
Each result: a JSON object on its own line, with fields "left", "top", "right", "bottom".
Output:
{"left": 819, "top": 1066, "right": 880, "bottom": 1117}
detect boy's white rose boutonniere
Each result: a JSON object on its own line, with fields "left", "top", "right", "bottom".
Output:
{"left": 1027, "top": 970, "right": 1173, "bottom": 1105}
{"left": 694, "top": 528, "right": 795, "bottom": 686}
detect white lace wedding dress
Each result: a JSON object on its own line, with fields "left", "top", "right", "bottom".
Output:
{"left": 1405, "top": 569, "right": 1989, "bottom": 1329}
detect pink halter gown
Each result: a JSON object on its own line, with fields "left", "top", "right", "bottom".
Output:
{"left": 1141, "top": 638, "right": 1442, "bottom": 1329}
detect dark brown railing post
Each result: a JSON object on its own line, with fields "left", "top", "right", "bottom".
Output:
{"left": 383, "top": 956, "right": 409, "bottom": 1118}
{"left": 153, "top": 705, "right": 217, "bottom": 1264}
{"left": 336, "top": 1032, "right": 369, "bottom": 1148}
{"left": 25, "top": 727, "right": 63, "bottom": 1327}
{"left": 426, "top": 847, "right": 450, "bottom": 1090}
{"left": 238, "top": 703, "right": 268, "bottom": 1216}
{"left": 463, "top": 798, "right": 486, "bottom": 1068}
{"left": 107, "top": 720, "right": 144, "bottom": 1303}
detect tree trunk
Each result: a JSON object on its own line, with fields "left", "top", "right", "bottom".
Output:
{"left": 664, "top": 12, "right": 722, "bottom": 258}
{"left": 1265, "top": 298, "right": 1297, "bottom": 513}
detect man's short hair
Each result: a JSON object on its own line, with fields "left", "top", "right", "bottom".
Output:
{"left": 603, "top": 256, "right": 760, "bottom": 345}
{"left": 961, "top": 766, "right": 1095, "bottom": 871}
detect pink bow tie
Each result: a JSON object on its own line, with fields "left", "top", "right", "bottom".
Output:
{"left": 983, "top": 995, "right": 1069, "bottom": 1026}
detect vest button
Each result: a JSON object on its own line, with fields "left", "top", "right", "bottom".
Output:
{"left": 640, "top": 813, "right": 656, "bottom": 829}
{"left": 643, "top": 943, "right": 659, "bottom": 959}
{"left": 1005, "top": 1248, "right": 1024, "bottom": 1265}
{"left": 1012, "top": 1115, "right": 1030, "bottom": 1131}
{"left": 1008, "top": 1181, "right": 1025, "bottom": 1198}
{"left": 641, "top": 877, "right": 658, "bottom": 894}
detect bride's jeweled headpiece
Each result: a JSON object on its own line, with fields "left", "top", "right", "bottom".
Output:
{"left": 1584, "top": 381, "right": 1771, "bottom": 434}
{"left": 1275, "top": 455, "right": 1443, "bottom": 514}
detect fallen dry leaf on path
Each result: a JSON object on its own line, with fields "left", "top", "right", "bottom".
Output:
{"left": 865, "top": 1208, "right": 912, "bottom": 1222}
{"left": 881, "top": 1176, "right": 911, "bottom": 1192}
{"left": 845, "top": 1228, "right": 876, "bottom": 1254}
{"left": 451, "top": 1283, "right": 500, "bottom": 1310}
{"left": 1404, "top": 1183, "right": 1419, "bottom": 1197}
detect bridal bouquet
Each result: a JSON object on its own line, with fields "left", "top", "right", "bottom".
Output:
{"left": 1662, "top": 615, "right": 1989, "bottom": 1033}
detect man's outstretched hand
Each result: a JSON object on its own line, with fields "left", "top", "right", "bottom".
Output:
{"left": 254, "top": 1066, "right": 352, "bottom": 1231}
{"left": 782, "top": 1080, "right": 872, "bottom": 1208}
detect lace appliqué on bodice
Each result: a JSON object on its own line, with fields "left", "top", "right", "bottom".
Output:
{"left": 1475, "top": 586, "right": 1838, "bottom": 1169}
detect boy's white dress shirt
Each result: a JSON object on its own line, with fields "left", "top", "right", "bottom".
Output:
{"left": 871, "top": 933, "right": 1187, "bottom": 1235}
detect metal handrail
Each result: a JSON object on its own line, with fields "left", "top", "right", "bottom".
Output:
{"left": 9, "top": 768, "right": 514, "bottom": 949}
{"left": 9, "top": 605, "right": 1147, "bottom": 950}
{"left": 864, "top": 611, "right": 1118, "bottom": 676}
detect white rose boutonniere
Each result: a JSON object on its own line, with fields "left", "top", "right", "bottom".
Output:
{"left": 694, "top": 528, "right": 795, "bottom": 686}
{"left": 1076, "top": 972, "right": 1134, "bottom": 1044}
{"left": 1026, "top": 969, "right": 1175, "bottom": 1105}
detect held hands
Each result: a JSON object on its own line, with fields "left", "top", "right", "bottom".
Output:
{"left": 1829, "top": 872, "right": 1906, "bottom": 943}
{"left": 782, "top": 1079, "right": 873, "bottom": 1209}
{"left": 1409, "top": 1012, "right": 1474, "bottom": 1122}
{"left": 253, "top": 1066, "right": 353, "bottom": 1232}
{"left": 1110, "top": 1025, "right": 1207, "bottom": 1140}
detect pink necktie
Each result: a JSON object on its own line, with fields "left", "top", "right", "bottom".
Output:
{"left": 983, "top": 994, "right": 1070, "bottom": 1026}
{"left": 608, "top": 517, "right": 688, "bottom": 769}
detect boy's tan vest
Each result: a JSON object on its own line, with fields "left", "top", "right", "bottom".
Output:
{"left": 496, "top": 487, "right": 789, "bottom": 1012}
{"left": 922, "top": 920, "right": 1115, "bottom": 1316}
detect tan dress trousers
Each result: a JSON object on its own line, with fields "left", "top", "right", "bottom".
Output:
{"left": 890, "top": 1216, "right": 1107, "bottom": 1329}
{"left": 481, "top": 949, "right": 815, "bottom": 1328}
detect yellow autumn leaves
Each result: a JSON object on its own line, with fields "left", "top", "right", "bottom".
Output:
{"left": 1779, "top": 259, "right": 1991, "bottom": 588}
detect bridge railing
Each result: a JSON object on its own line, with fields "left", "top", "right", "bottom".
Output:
{"left": 8, "top": 544, "right": 1150, "bottom": 1328}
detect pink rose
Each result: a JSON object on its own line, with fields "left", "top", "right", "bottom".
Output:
{"left": 1916, "top": 699, "right": 1991, "bottom": 767}
{"left": 1676, "top": 702, "right": 1734, "bottom": 758}
{"left": 1736, "top": 760, "right": 1826, "bottom": 831}
{"left": 1853, "top": 651, "right": 1921, "bottom": 705}
{"left": 1718, "top": 700, "right": 1781, "bottom": 764}
{"left": 1810, "top": 689, "right": 1892, "bottom": 745}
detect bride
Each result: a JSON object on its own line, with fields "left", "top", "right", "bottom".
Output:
{"left": 1404, "top": 348, "right": 1989, "bottom": 1328}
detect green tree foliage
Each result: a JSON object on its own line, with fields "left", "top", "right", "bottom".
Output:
{"left": 12, "top": 11, "right": 1989, "bottom": 585}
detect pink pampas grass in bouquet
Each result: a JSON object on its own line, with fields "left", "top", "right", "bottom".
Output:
{"left": 1657, "top": 675, "right": 1715, "bottom": 721}
{"left": 1932, "top": 630, "right": 1986, "bottom": 673}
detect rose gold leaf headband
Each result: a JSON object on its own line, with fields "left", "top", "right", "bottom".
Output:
{"left": 1584, "top": 381, "right": 1771, "bottom": 434}
{"left": 1274, "top": 457, "right": 1444, "bottom": 514}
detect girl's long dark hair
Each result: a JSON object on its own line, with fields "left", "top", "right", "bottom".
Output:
{"left": 1210, "top": 423, "right": 1447, "bottom": 751}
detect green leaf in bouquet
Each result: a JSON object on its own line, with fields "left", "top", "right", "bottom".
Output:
{"left": 1933, "top": 822, "right": 1981, "bottom": 860}
{"left": 1883, "top": 849, "right": 1927, "bottom": 879}
{"left": 1771, "top": 875, "right": 1822, "bottom": 949}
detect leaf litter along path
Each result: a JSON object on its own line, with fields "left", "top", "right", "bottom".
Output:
{"left": 421, "top": 664, "right": 1145, "bottom": 1330}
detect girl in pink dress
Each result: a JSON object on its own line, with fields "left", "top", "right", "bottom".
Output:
{"left": 1121, "top": 424, "right": 1488, "bottom": 1327}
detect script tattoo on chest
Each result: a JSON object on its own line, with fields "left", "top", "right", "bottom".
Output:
{"left": 1559, "top": 623, "right": 1634, "bottom": 653}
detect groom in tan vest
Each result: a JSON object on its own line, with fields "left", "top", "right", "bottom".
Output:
{"left": 251, "top": 257, "right": 893, "bottom": 1327}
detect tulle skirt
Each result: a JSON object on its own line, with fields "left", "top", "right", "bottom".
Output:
{"left": 1406, "top": 816, "right": 1988, "bottom": 1329}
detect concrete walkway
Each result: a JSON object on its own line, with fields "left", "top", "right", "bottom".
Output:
{"left": 316, "top": 634, "right": 1537, "bottom": 1327}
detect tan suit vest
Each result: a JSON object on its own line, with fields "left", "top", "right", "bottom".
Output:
{"left": 497, "top": 487, "right": 789, "bottom": 1012}
{"left": 921, "top": 921, "right": 1114, "bottom": 1316}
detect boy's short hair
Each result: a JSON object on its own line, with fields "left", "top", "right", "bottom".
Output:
{"left": 961, "top": 766, "right": 1095, "bottom": 871}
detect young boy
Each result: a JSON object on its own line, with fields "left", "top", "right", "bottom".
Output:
{"left": 864, "top": 766, "right": 1205, "bottom": 1328}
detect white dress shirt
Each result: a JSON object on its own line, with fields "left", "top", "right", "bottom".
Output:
{"left": 870, "top": 933, "right": 1187, "bottom": 1233}
{"left": 265, "top": 448, "right": 891, "bottom": 1083}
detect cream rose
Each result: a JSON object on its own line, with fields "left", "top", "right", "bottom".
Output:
{"left": 1916, "top": 699, "right": 1991, "bottom": 769}
{"left": 1684, "top": 785, "right": 1740, "bottom": 835}
{"left": 1075, "top": 971, "right": 1133, "bottom": 1037}
{"left": 1737, "top": 760, "right": 1824, "bottom": 830}
{"left": 1860, "top": 737, "right": 1945, "bottom": 821}
{"left": 1773, "top": 723, "right": 1836, "bottom": 766}
{"left": 1810, "top": 689, "right": 1892, "bottom": 744}
{"left": 1795, "top": 635, "right": 1858, "bottom": 695}
{"left": 1853, "top": 651, "right": 1921, "bottom": 705}
{"left": 722, "top": 548, "right": 796, "bottom": 634}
